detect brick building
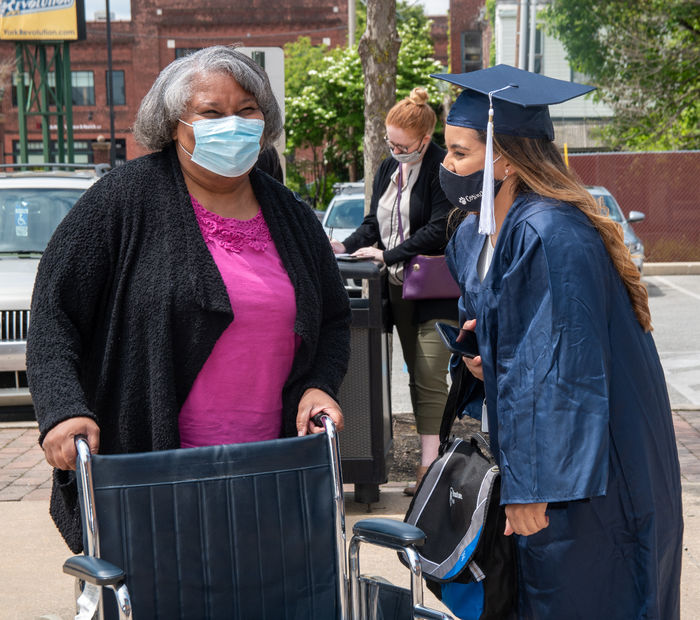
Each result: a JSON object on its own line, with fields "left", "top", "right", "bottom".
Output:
{"left": 448, "top": 0, "right": 490, "bottom": 73}
{"left": 427, "top": 15, "right": 448, "bottom": 67}
{"left": 0, "top": 0, "right": 349, "bottom": 164}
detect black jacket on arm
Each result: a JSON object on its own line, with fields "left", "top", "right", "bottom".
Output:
{"left": 26, "top": 145, "right": 351, "bottom": 552}
{"left": 341, "top": 141, "right": 458, "bottom": 324}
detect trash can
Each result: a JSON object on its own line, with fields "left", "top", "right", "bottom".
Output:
{"left": 335, "top": 259, "right": 392, "bottom": 504}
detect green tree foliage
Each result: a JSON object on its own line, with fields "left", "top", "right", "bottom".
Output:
{"left": 545, "top": 0, "right": 699, "bottom": 150}
{"left": 284, "top": 3, "right": 445, "bottom": 207}
{"left": 284, "top": 37, "right": 328, "bottom": 100}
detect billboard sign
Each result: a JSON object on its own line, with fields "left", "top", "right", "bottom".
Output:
{"left": 0, "top": 0, "right": 86, "bottom": 41}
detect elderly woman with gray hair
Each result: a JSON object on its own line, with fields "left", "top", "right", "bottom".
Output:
{"left": 26, "top": 46, "right": 351, "bottom": 553}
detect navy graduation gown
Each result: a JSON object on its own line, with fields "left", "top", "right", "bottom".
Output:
{"left": 445, "top": 195, "right": 683, "bottom": 619}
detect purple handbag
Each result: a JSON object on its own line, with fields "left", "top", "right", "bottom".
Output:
{"left": 394, "top": 165, "right": 460, "bottom": 300}
{"left": 403, "top": 254, "right": 460, "bottom": 300}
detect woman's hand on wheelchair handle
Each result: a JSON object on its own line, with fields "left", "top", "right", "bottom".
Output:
{"left": 41, "top": 416, "right": 100, "bottom": 471}
{"left": 296, "top": 388, "right": 344, "bottom": 436}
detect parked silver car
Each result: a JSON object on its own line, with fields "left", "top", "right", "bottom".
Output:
{"left": 323, "top": 182, "right": 366, "bottom": 298}
{"left": 322, "top": 182, "right": 365, "bottom": 242}
{"left": 0, "top": 165, "right": 104, "bottom": 408}
{"left": 587, "top": 186, "right": 646, "bottom": 273}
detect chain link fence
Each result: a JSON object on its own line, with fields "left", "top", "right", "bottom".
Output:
{"left": 569, "top": 151, "right": 700, "bottom": 262}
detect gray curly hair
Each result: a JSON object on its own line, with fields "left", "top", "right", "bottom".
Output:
{"left": 133, "top": 45, "right": 283, "bottom": 152}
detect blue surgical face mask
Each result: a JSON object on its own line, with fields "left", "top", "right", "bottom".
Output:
{"left": 438, "top": 158, "right": 503, "bottom": 212}
{"left": 390, "top": 140, "right": 427, "bottom": 164}
{"left": 178, "top": 115, "right": 264, "bottom": 178}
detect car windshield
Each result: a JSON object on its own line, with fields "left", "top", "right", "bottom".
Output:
{"left": 592, "top": 192, "right": 624, "bottom": 223}
{"left": 325, "top": 197, "right": 364, "bottom": 229}
{"left": 0, "top": 188, "right": 84, "bottom": 253}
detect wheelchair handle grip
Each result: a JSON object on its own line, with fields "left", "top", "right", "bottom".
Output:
{"left": 310, "top": 412, "right": 326, "bottom": 428}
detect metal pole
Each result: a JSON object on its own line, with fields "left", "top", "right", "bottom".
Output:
{"left": 518, "top": 0, "right": 528, "bottom": 69}
{"left": 528, "top": 0, "right": 537, "bottom": 72}
{"left": 15, "top": 45, "right": 27, "bottom": 163}
{"left": 64, "top": 42, "right": 74, "bottom": 162}
{"left": 105, "top": 0, "right": 116, "bottom": 167}
{"left": 348, "top": 0, "right": 356, "bottom": 47}
{"left": 55, "top": 44, "right": 66, "bottom": 164}
{"left": 38, "top": 45, "right": 50, "bottom": 164}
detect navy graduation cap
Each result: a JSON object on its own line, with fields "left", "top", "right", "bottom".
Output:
{"left": 431, "top": 65, "right": 594, "bottom": 234}
{"left": 431, "top": 64, "right": 595, "bottom": 141}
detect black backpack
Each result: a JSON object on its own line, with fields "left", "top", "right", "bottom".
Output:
{"left": 403, "top": 364, "right": 517, "bottom": 620}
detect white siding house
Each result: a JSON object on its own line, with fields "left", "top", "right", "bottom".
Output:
{"left": 494, "top": 1, "right": 612, "bottom": 149}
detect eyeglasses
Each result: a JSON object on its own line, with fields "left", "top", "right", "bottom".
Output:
{"left": 384, "top": 135, "right": 423, "bottom": 155}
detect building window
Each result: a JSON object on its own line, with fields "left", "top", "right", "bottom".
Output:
{"left": 11, "top": 72, "right": 57, "bottom": 106}
{"left": 12, "top": 138, "right": 127, "bottom": 165}
{"left": 461, "top": 31, "right": 482, "bottom": 73}
{"left": 106, "top": 70, "right": 125, "bottom": 106}
{"left": 95, "top": 139, "right": 127, "bottom": 165}
{"left": 12, "top": 139, "right": 90, "bottom": 164}
{"left": 13, "top": 71, "right": 96, "bottom": 107}
{"left": 175, "top": 48, "right": 201, "bottom": 59}
{"left": 72, "top": 71, "right": 95, "bottom": 106}
{"left": 11, "top": 72, "right": 30, "bottom": 107}
{"left": 251, "top": 51, "right": 266, "bottom": 70}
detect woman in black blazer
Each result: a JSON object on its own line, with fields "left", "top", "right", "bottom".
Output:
{"left": 331, "top": 88, "right": 458, "bottom": 494}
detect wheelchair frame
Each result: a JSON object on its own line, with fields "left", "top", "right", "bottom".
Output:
{"left": 63, "top": 416, "right": 451, "bottom": 619}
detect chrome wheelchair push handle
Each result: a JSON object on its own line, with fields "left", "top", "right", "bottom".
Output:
{"left": 75, "top": 434, "right": 100, "bottom": 558}
{"left": 308, "top": 412, "right": 349, "bottom": 619}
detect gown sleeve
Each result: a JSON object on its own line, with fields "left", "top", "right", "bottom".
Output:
{"left": 494, "top": 219, "right": 610, "bottom": 505}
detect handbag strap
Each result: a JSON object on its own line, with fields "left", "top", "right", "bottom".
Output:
{"left": 395, "top": 164, "right": 405, "bottom": 244}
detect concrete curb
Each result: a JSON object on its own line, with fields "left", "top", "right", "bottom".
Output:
{"left": 644, "top": 262, "right": 700, "bottom": 276}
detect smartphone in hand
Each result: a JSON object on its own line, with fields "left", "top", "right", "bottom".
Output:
{"left": 434, "top": 322, "right": 479, "bottom": 358}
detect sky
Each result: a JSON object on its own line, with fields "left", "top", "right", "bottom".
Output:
{"left": 413, "top": 0, "right": 450, "bottom": 15}
{"left": 84, "top": 0, "right": 131, "bottom": 21}
{"left": 85, "top": 0, "right": 451, "bottom": 21}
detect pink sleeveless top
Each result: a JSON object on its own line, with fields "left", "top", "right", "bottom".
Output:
{"left": 178, "top": 196, "right": 299, "bottom": 448}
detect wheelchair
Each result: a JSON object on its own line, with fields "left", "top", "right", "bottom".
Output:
{"left": 63, "top": 415, "right": 452, "bottom": 619}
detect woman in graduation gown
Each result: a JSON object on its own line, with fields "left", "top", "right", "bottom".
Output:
{"left": 434, "top": 65, "right": 683, "bottom": 619}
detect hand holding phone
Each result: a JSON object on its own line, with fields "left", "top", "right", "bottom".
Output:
{"left": 434, "top": 321, "right": 479, "bottom": 358}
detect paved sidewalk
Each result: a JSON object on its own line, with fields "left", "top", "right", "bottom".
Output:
{"left": 0, "top": 423, "right": 52, "bottom": 503}
{"left": 674, "top": 411, "right": 700, "bottom": 481}
{"left": 1, "top": 413, "right": 699, "bottom": 619}
{"left": 3, "top": 413, "right": 697, "bottom": 505}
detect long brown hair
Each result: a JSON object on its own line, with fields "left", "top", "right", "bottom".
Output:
{"left": 491, "top": 133, "right": 652, "bottom": 332}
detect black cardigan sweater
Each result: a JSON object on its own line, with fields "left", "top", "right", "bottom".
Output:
{"left": 26, "top": 146, "right": 351, "bottom": 552}
{"left": 341, "top": 141, "right": 458, "bottom": 324}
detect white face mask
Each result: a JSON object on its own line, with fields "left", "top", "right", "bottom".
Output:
{"left": 387, "top": 138, "right": 427, "bottom": 164}
{"left": 178, "top": 115, "right": 264, "bottom": 178}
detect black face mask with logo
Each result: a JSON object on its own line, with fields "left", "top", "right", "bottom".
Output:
{"left": 439, "top": 164, "right": 504, "bottom": 213}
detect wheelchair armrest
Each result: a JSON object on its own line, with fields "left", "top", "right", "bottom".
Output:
{"left": 63, "top": 555, "right": 125, "bottom": 586}
{"left": 352, "top": 518, "right": 426, "bottom": 549}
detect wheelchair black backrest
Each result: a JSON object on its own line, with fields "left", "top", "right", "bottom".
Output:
{"left": 78, "top": 432, "right": 344, "bottom": 619}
